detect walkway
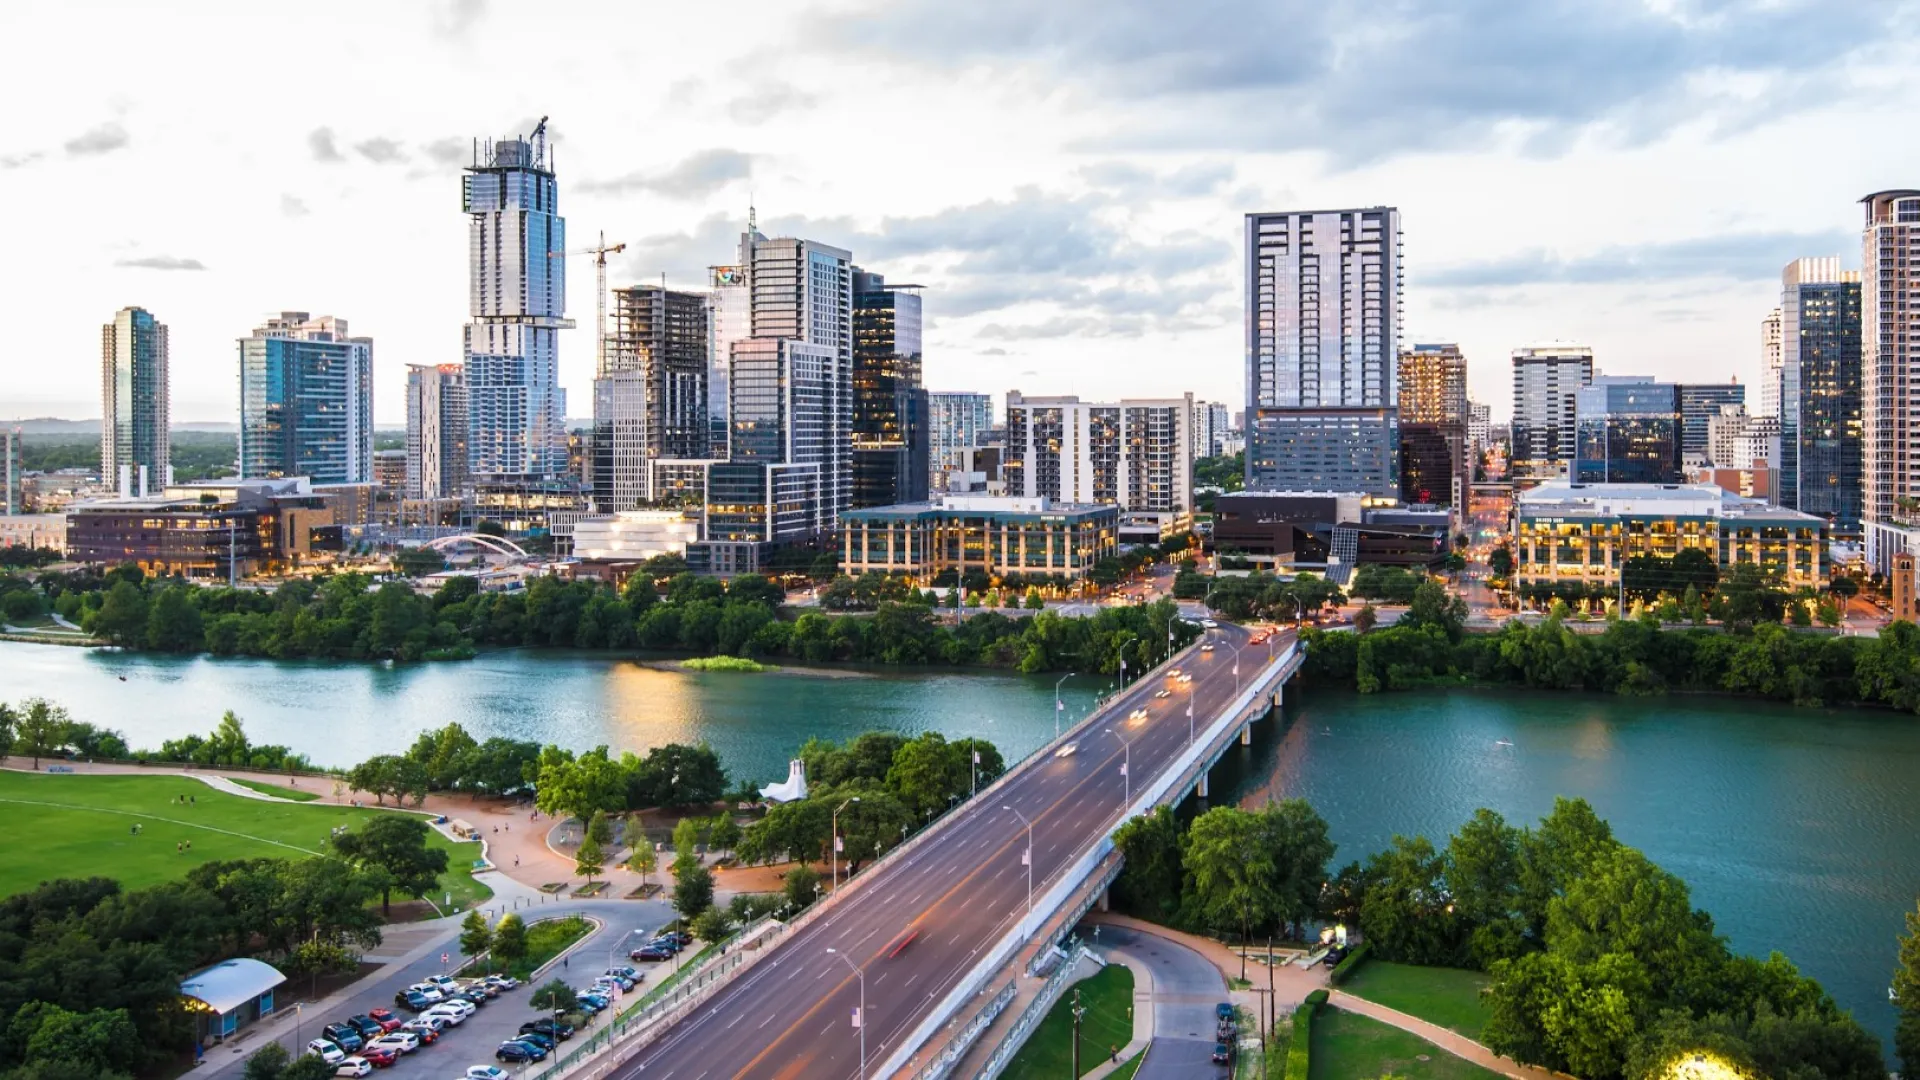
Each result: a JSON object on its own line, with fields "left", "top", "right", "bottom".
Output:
{"left": 1096, "top": 923, "right": 1228, "bottom": 1080}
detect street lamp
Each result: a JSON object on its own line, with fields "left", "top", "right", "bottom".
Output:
{"left": 1002, "top": 805, "right": 1034, "bottom": 919}
{"left": 607, "top": 928, "right": 638, "bottom": 978}
{"left": 832, "top": 797, "right": 860, "bottom": 891}
{"left": 1105, "top": 728, "right": 1131, "bottom": 807}
{"left": 1054, "top": 672, "right": 1075, "bottom": 736}
{"left": 825, "top": 948, "right": 867, "bottom": 1080}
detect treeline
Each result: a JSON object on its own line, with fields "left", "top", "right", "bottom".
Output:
{"left": 1110, "top": 797, "right": 1883, "bottom": 1080}
{"left": 1300, "top": 579, "right": 1920, "bottom": 712}
{"left": 0, "top": 700, "right": 305, "bottom": 772}
{"left": 6, "top": 562, "right": 1197, "bottom": 672}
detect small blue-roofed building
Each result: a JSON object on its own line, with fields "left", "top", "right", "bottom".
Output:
{"left": 180, "top": 957, "right": 286, "bottom": 1045}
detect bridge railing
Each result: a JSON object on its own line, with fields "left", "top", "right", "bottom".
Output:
{"left": 913, "top": 981, "right": 1017, "bottom": 1080}
{"left": 973, "top": 938, "right": 1094, "bottom": 1080}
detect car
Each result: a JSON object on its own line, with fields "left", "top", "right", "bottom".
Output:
{"left": 368, "top": 1032, "right": 419, "bottom": 1055}
{"left": 598, "top": 971, "right": 638, "bottom": 990}
{"left": 365, "top": 1008, "right": 403, "bottom": 1032}
{"left": 1053, "top": 742, "right": 1077, "bottom": 759}
{"left": 656, "top": 930, "right": 693, "bottom": 947}
{"left": 1215, "top": 1002, "right": 1236, "bottom": 1021}
{"left": 405, "top": 983, "right": 444, "bottom": 1004}
{"left": 484, "top": 973, "right": 520, "bottom": 990}
{"left": 496, "top": 1040, "right": 548, "bottom": 1063}
{"left": 1203, "top": 619, "right": 1218, "bottom": 628}
{"left": 347, "top": 1016, "right": 385, "bottom": 1040}
{"left": 454, "top": 989, "right": 489, "bottom": 1007}
{"left": 334, "top": 1057, "right": 371, "bottom": 1077}
{"left": 1155, "top": 689, "right": 1172, "bottom": 699}
{"left": 393, "top": 990, "right": 431, "bottom": 1012}
{"left": 421, "top": 1006, "right": 468, "bottom": 1027}
{"left": 1167, "top": 668, "right": 1182, "bottom": 678}
{"left": 398, "top": 1019, "right": 441, "bottom": 1044}
{"left": 465, "top": 1068, "right": 511, "bottom": 1080}
{"left": 1217, "top": 1018, "right": 1237, "bottom": 1040}
{"left": 1212, "top": 1042, "right": 1233, "bottom": 1065}
{"left": 1178, "top": 673, "right": 1193, "bottom": 683}
{"left": 631, "top": 944, "right": 674, "bottom": 961}
{"left": 1128, "top": 708, "right": 1147, "bottom": 722}
{"left": 520, "top": 1018, "right": 576, "bottom": 1041}
{"left": 574, "top": 992, "right": 608, "bottom": 1013}
{"left": 513, "top": 1032, "right": 556, "bottom": 1053}
{"left": 1200, "top": 643, "right": 1214, "bottom": 652}
{"left": 425, "top": 974, "right": 460, "bottom": 992}
{"left": 358, "top": 1046, "right": 398, "bottom": 1068}
{"left": 321, "top": 1024, "right": 365, "bottom": 1053}
{"left": 604, "top": 965, "right": 639, "bottom": 980}
{"left": 435, "top": 997, "right": 476, "bottom": 1016}
{"left": 594, "top": 974, "right": 633, "bottom": 993}
{"left": 306, "top": 1039, "right": 345, "bottom": 1065}
{"left": 1323, "top": 945, "right": 1349, "bottom": 967}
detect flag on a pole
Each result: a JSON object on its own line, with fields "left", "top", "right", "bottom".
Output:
{"left": 973, "top": 750, "right": 981, "bottom": 764}
{"left": 851, "top": 1007, "right": 862, "bottom": 1029}
{"left": 1056, "top": 699, "right": 1064, "bottom": 711}
{"left": 1021, "top": 848, "right": 1031, "bottom": 866}
{"left": 1119, "top": 762, "right": 1127, "bottom": 776}
{"left": 834, "top": 835, "right": 844, "bottom": 853}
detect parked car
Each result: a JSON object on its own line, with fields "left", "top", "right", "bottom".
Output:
{"left": 464, "top": 979, "right": 501, "bottom": 998}
{"left": 1212, "top": 1042, "right": 1233, "bottom": 1065}
{"left": 1215, "top": 1002, "right": 1235, "bottom": 1021}
{"left": 520, "top": 1018, "right": 575, "bottom": 1041}
{"left": 306, "top": 1039, "right": 345, "bottom": 1065}
{"left": 321, "top": 1024, "right": 364, "bottom": 1053}
{"left": 357, "top": 1046, "right": 398, "bottom": 1069}
{"left": 454, "top": 988, "right": 490, "bottom": 1007}
{"left": 574, "top": 991, "right": 608, "bottom": 1013}
{"left": 1322, "top": 945, "right": 1348, "bottom": 967}
{"left": 365, "top": 1008, "right": 403, "bottom": 1032}
{"left": 484, "top": 974, "right": 520, "bottom": 991}
{"left": 334, "top": 1057, "right": 372, "bottom": 1077}
{"left": 495, "top": 1040, "right": 548, "bottom": 1063}
{"left": 631, "top": 944, "right": 674, "bottom": 962}
{"left": 513, "top": 1032, "right": 556, "bottom": 1053}
{"left": 604, "top": 965, "right": 639, "bottom": 980}
{"left": 404, "top": 983, "right": 444, "bottom": 1004}
{"left": 421, "top": 1005, "right": 468, "bottom": 1027}
{"left": 398, "top": 1019, "right": 441, "bottom": 1044}
{"left": 347, "top": 1016, "right": 385, "bottom": 1040}
{"left": 368, "top": 1032, "right": 419, "bottom": 1055}
{"left": 596, "top": 972, "right": 636, "bottom": 991}
{"left": 393, "top": 990, "right": 431, "bottom": 1012}
{"left": 424, "top": 974, "right": 460, "bottom": 993}
{"left": 465, "top": 1068, "right": 510, "bottom": 1080}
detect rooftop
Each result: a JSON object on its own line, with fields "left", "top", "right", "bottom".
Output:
{"left": 180, "top": 958, "right": 284, "bottom": 1015}
{"left": 1517, "top": 480, "right": 1825, "bottom": 523}
{"left": 844, "top": 494, "right": 1116, "bottom": 520}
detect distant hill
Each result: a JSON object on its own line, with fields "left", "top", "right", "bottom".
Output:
{"left": 0, "top": 418, "right": 241, "bottom": 435}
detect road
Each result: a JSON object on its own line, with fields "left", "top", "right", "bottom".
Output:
{"left": 1098, "top": 925, "right": 1229, "bottom": 1080}
{"left": 616, "top": 623, "right": 1276, "bottom": 1080}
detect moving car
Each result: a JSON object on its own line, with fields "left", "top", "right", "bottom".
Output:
{"left": 1053, "top": 742, "right": 1078, "bottom": 759}
{"left": 1200, "top": 643, "right": 1214, "bottom": 652}
{"left": 1128, "top": 708, "right": 1148, "bottom": 722}
{"left": 1155, "top": 689, "right": 1172, "bottom": 699}
{"left": 333, "top": 1057, "right": 371, "bottom": 1077}
{"left": 495, "top": 1039, "right": 549, "bottom": 1063}
{"left": 306, "top": 1040, "right": 345, "bottom": 1065}
{"left": 1167, "top": 668, "right": 1182, "bottom": 679}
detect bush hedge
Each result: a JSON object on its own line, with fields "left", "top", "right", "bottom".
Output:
{"left": 1327, "top": 942, "right": 1371, "bottom": 986}
{"left": 1285, "top": 993, "right": 1323, "bottom": 1080}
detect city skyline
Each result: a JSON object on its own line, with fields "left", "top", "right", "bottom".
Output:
{"left": 5, "top": 2, "right": 1919, "bottom": 425}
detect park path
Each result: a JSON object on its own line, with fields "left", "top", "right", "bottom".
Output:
{"left": 1328, "top": 991, "right": 1559, "bottom": 1080}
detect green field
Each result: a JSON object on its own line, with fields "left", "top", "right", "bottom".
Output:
{"left": 1309, "top": 1008, "right": 1502, "bottom": 1080}
{"left": 1337, "top": 961, "right": 1492, "bottom": 1040}
{"left": 1003, "top": 963, "right": 1136, "bottom": 1080}
{"left": 229, "top": 777, "right": 322, "bottom": 801}
{"left": 0, "top": 770, "right": 490, "bottom": 910}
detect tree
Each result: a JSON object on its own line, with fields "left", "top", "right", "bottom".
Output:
{"left": 282, "top": 939, "right": 356, "bottom": 997}
{"left": 628, "top": 841, "right": 658, "bottom": 889}
{"left": 691, "top": 905, "right": 734, "bottom": 944}
{"left": 1184, "top": 806, "right": 1276, "bottom": 977}
{"left": 1259, "top": 799, "right": 1336, "bottom": 937}
{"left": 1894, "top": 898, "right": 1920, "bottom": 1077}
{"left": 885, "top": 732, "right": 966, "bottom": 816}
{"left": 575, "top": 834, "right": 605, "bottom": 884}
{"left": 1355, "top": 603, "right": 1378, "bottom": 635}
{"left": 281, "top": 1057, "right": 337, "bottom": 1080}
{"left": 242, "top": 1042, "right": 292, "bottom": 1080}
{"left": 536, "top": 745, "right": 628, "bottom": 822}
{"left": 328, "top": 815, "right": 450, "bottom": 916}
{"left": 783, "top": 865, "right": 822, "bottom": 911}
{"left": 530, "top": 979, "right": 578, "bottom": 1013}
{"left": 459, "top": 909, "right": 493, "bottom": 959}
{"left": 1488, "top": 545, "right": 1515, "bottom": 579}
{"left": 673, "top": 862, "right": 714, "bottom": 921}
{"left": 708, "top": 814, "right": 742, "bottom": 859}
{"left": 0, "top": 701, "right": 13, "bottom": 761}
{"left": 492, "top": 913, "right": 529, "bottom": 966}
{"left": 1112, "top": 806, "right": 1185, "bottom": 921}
{"left": 89, "top": 580, "right": 149, "bottom": 646}
{"left": 14, "top": 698, "right": 69, "bottom": 769}
{"left": 144, "top": 586, "right": 204, "bottom": 652}
{"left": 586, "top": 809, "right": 615, "bottom": 847}
{"left": 625, "top": 742, "right": 728, "bottom": 809}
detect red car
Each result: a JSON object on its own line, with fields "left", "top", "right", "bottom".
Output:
{"left": 359, "top": 1047, "right": 399, "bottom": 1069}
{"left": 365, "top": 1009, "right": 403, "bottom": 1032}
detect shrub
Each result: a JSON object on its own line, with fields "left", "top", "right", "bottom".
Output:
{"left": 1327, "top": 942, "right": 1371, "bottom": 986}
{"left": 1285, "top": 997, "right": 1320, "bottom": 1080}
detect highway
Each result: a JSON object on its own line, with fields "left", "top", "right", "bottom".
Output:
{"left": 613, "top": 622, "right": 1280, "bottom": 1080}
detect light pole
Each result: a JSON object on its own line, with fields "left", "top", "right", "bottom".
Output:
{"left": 1231, "top": 639, "right": 1248, "bottom": 694}
{"left": 1054, "top": 672, "right": 1075, "bottom": 736}
{"left": 832, "top": 797, "right": 860, "bottom": 891}
{"left": 1003, "top": 805, "right": 1034, "bottom": 919}
{"left": 1106, "top": 728, "right": 1131, "bottom": 807}
{"left": 825, "top": 948, "right": 867, "bottom": 1080}
{"left": 607, "top": 928, "right": 638, "bottom": 978}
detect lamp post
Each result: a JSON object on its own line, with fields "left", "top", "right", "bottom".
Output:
{"left": 1054, "top": 672, "right": 1075, "bottom": 736}
{"left": 832, "top": 797, "right": 860, "bottom": 891}
{"left": 607, "top": 928, "right": 638, "bottom": 978}
{"left": 825, "top": 948, "right": 867, "bottom": 1080}
{"left": 1106, "top": 728, "right": 1131, "bottom": 807}
{"left": 1003, "top": 805, "right": 1034, "bottom": 919}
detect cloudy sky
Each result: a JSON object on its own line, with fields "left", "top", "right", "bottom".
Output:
{"left": 4, "top": 0, "right": 1918, "bottom": 425}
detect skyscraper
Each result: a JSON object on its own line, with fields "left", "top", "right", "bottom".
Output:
{"left": 928, "top": 392, "right": 993, "bottom": 492}
{"left": 1397, "top": 344, "right": 1467, "bottom": 424}
{"left": 1188, "top": 401, "right": 1231, "bottom": 460}
{"left": 1778, "top": 256, "right": 1862, "bottom": 529}
{"left": 238, "top": 312, "right": 374, "bottom": 484}
{"left": 1861, "top": 191, "right": 1920, "bottom": 567}
{"left": 850, "top": 270, "right": 928, "bottom": 509}
{"left": 1574, "top": 377, "right": 1683, "bottom": 484}
{"left": 2, "top": 428, "right": 20, "bottom": 515}
{"left": 1396, "top": 343, "right": 1469, "bottom": 510}
{"left": 1003, "top": 391, "right": 1193, "bottom": 533}
{"left": 1467, "top": 402, "right": 1492, "bottom": 458}
{"left": 1510, "top": 344, "right": 1594, "bottom": 483}
{"left": 101, "top": 306, "right": 170, "bottom": 495}
{"left": 1760, "top": 309, "right": 1784, "bottom": 420}
{"left": 592, "top": 285, "right": 710, "bottom": 511}
{"left": 1677, "top": 382, "right": 1745, "bottom": 462}
{"left": 1244, "top": 207, "right": 1402, "bottom": 496}
{"left": 463, "top": 121, "right": 568, "bottom": 479}
{"left": 747, "top": 234, "right": 853, "bottom": 526}
{"left": 406, "top": 364, "right": 469, "bottom": 500}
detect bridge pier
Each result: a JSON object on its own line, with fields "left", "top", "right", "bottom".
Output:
{"left": 1196, "top": 773, "right": 1209, "bottom": 798}
{"left": 1097, "top": 886, "right": 1110, "bottom": 913}
{"left": 1240, "top": 723, "right": 1252, "bottom": 746}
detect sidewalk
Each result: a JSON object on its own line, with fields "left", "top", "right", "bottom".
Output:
{"left": 1080, "top": 942, "right": 1155, "bottom": 1080}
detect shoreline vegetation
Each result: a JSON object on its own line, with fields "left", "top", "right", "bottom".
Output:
{"left": 672, "top": 656, "right": 778, "bottom": 674}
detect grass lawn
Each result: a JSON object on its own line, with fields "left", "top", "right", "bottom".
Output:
{"left": 0, "top": 770, "right": 490, "bottom": 911}
{"left": 499, "top": 915, "right": 594, "bottom": 981}
{"left": 1309, "top": 1008, "right": 1503, "bottom": 1080}
{"left": 228, "top": 777, "right": 321, "bottom": 801}
{"left": 1003, "top": 963, "right": 1135, "bottom": 1080}
{"left": 1338, "top": 960, "right": 1492, "bottom": 1040}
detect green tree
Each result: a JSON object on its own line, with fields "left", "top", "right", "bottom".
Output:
{"left": 1260, "top": 798, "right": 1336, "bottom": 935}
{"left": 0, "top": 701, "right": 14, "bottom": 761}
{"left": 691, "top": 905, "right": 734, "bottom": 944}
{"left": 14, "top": 698, "right": 69, "bottom": 769}
{"left": 328, "top": 815, "right": 450, "bottom": 916}
{"left": 1112, "top": 806, "right": 1185, "bottom": 921}
{"left": 1355, "top": 603, "right": 1378, "bottom": 634}
{"left": 1184, "top": 806, "right": 1276, "bottom": 977}
{"left": 885, "top": 731, "right": 965, "bottom": 816}
{"left": 575, "top": 833, "right": 605, "bottom": 884}
{"left": 144, "top": 586, "right": 204, "bottom": 652}
{"left": 458, "top": 909, "right": 493, "bottom": 959}
{"left": 281, "top": 1056, "right": 337, "bottom": 1080}
{"left": 672, "top": 815, "right": 702, "bottom": 869}
{"left": 530, "top": 979, "right": 578, "bottom": 1013}
{"left": 673, "top": 862, "right": 714, "bottom": 920}
{"left": 586, "top": 809, "right": 615, "bottom": 847}
{"left": 242, "top": 1042, "right": 292, "bottom": 1080}
{"left": 282, "top": 939, "right": 356, "bottom": 997}
{"left": 708, "top": 814, "right": 742, "bottom": 858}
{"left": 628, "top": 841, "right": 658, "bottom": 889}
{"left": 1893, "top": 898, "right": 1920, "bottom": 1077}
{"left": 535, "top": 745, "right": 628, "bottom": 822}
{"left": 89, "top": 580, "right": 149, "bottom": 646}
{"left": 492, "top": 913, "right": 529, "bottom": 966}
{"left": 1444, "top": 808, "right": 1527, "bottom": 966}
{"left": 783, "top": 865, "right": 822, "bottom": 911}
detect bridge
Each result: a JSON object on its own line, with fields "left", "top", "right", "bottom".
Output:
{"left": 575, "top": 622, "right": 1304, "bottom": 1080}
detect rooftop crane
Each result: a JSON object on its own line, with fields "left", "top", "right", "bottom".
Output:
{"left": 552, "top": 231, "right": 626, "bottom": 375}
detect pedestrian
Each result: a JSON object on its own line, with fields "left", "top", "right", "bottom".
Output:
{"left": 189, "top": 795, "right": 195, "bottom": 805}
{"left": 514, "top": 856, "right": 520, "bottom": 867}
{"left": 1110, "top": 1044, "right": 1117, "bottom": 1062}
{"left": 185, "top": 840, "right": 191, "bottom": 851}
{"left": 563, "top": 955, "right": 569, "bottom": 969}
{"left": 176, "top": 842, "right": 182, "bottom": 853}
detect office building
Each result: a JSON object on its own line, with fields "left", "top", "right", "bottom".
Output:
{"left": 1761, "top": 309, "right": 1783, "bottom": 420}
{"left": 101, "top": 306, "right": 170, "bottom": 495}
{"left": 237, "top": 312, "right": 373, "bottom": 485}
{"left": 850, "top": 269, "right": 929, "bottom": 509}
{"left": 1861, "top": 191, "right": 1920, "bottom": 570}
{"left": 841, "top": 495, "right": 1119, "bottom": 582}
{"left": 66, "top": 478, "right": 335, "bottom": 579}
{"left": 1706, "top": 405, "right": 1751, "bottom": 468}
{"left": 1397, "top": 344, "right": 1469, "bottom": 510}
{"left": 592, "top": 285, "right": 710, "bottom": 511}
{"left": 1398, "top": 344, "right": 1467, "bottom": 424}
{"left": 1003, "top": 391, "right": 1193, "bottom": 537}
{"left": 929, "top": 391, "right": 994, "bottom": 491}
{"left": 1246, "top": 407, "right": 1398, "bottom": 498}
{"left": 1189, "top": 400, "right": 1232, "bottom": 459}
{"left": 1211, "top": 491, "right": 1447, "bottom": 573}
{"left": 0, "top": 514, "right": 66, "bottom": 553}
{"left": 2, "top": 428, "right": 19, "bottom": 515}
{"left": 1573, "top": 377, "right": 1683, "bottom": 484}
{"left": 405, "top": 364, "right": 469, "bottom": 500}
{"left": 1778, "top": 256, "right": 1863, "bottom": 530}
{"left": 1513, "top": 480, "right": 1828, "bottom": 591}
{"left": 1510, "top": 344, "right": 1595, "bottom": 482}
{"left": 1678, "top": 382, "right": 1745, "bottom": 463}
{"left": 371, "top": 450, "right": 407, "bottom": 493}
{"left": 462, "top": 121, "right": 569, "bottom": 478}
{"left": 1245, "top": 207, "right": 1402, "bottom": 494}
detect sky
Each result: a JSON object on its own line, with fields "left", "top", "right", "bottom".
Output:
{"left": 3, "top": 0, "right": 1918, "bottom": 426}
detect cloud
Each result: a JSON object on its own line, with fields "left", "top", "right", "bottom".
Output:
{"left": 980, "top": 347, "right": 1010, "bottom": 356}
{"left": 64, "top": 122, "right": 129, "bottom": 157}
{"left": 1420, "top": 230, "right": 1854, "bottom": 288}
{"left": 115, "top": 255, "right": 208, "bottom": 272}
{"left": 279, "top": 194, "right": 309, "bottom": 218}
{"left": 1078, "top": 160, "right": 1234, "bottom": 198}
{"left": 354, "top": 137, "right": 408, "bottom": 164}
{"left": 728, "top": 83, "right": 820, "bottom": 125}
{"left": 423, "top": 137, "right": 470, "bottom": 166}
{"left": 308, "top": 127, "right": 344, "bottom": 163}
{"left": 578, "top": 149, "right": 756, "bottom": 199}
{"left": 1, "top": 152, "right": 45, "bottom": 170}
{"left": 435, "top": 0, "right": 486, "bottom": 38}
{"left": 820, "top": 0, "right": 1901, "bottom": 162}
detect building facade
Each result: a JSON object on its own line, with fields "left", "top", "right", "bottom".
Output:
{"left": 1677, "top": 382, "right": 1745, "bottom": 463}
{"left": 1761, "top": 308, "right": 1783, "bottom": 420}
{"left": 1002, "top": 391, "right": 1193, "bottom": 534}
{"left": 1467, "top": 401, "right": 1492, "bottom": 458}
{"left": 101, "top": 306, "right": 170, "bottom": 495}
{"left": 2, "top": 428, "right": 19, "bottom": 515}
{"left": 66, "top": 479, "right": 334, "bottom": 579}
{"left": 841, "top": 495, "right": 1118, "bottom": 582}
{"left": 1861, "top": 191, "right": 1920, "bottom": 569}
{"left": 1513, "top": 480, "right": 1829, "bottom": 592}
{"left": 1245, "top": 207, "right": 1402, "bottom": 494}
{"left": 1397, "top": 343, "right": 1469, "bottom": 509}
{"left": 463, "top": 122, "right": 568, "bottom": 478}
{"left": 1246, "top": 407, "right": 1398, "bottom": 498}
{"left": 1573, "top": 377, "right": 1683, "bottom": 485}
{"left": 850, "top": 270, "right": 929, "bottom": 509}
{"left": 237, "top": 312, "right": 373, "bottom": 484}
{"left": 1397, "top": 343, "right": 1467, "bottom": 424}
{"left": 1510, "top": 344, "right": 1595, "bottom": 483}
{"left": 928, "top": 391, "right": 993, "bottom": 492}
{"left": 1778, "top": 257, "right": 1862, "bottom": 530}
{"left": 405, "top": 364, "right": 468, "bottom": 500}
{"left": 592, "top": 285, "right": 710, "bottom": 511}
{"left": 571, "top": 509, "right": 701, "bottom": 561}
{"left": 1189, "top": 400, "right": 1232, "bottom": 459}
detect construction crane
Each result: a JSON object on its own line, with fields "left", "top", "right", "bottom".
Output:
{"left": 552, "top": 231, "right": 626, "bottom": 375}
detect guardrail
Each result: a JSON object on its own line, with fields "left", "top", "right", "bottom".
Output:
{"left": 914, "top": 982, "right": 1017, "bottom": 1080}
{"left": 973, "top": 939, "right": 1094, "bottom": 1080}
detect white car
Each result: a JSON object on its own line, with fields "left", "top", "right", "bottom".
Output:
{"left": 334, "top": 1057, "right": 371, "bottom": 1078}
{"left": 405, "top": 982, "right": 445, "bottom": 1003}
{"left": 306, "top": 1039, "right": 345, "bottom": 1065}
{"left": 1178, "top": 674, "right": 1193, "bottom": 684}
{"left": 483, "top": 974, "right": 520, "bottom": 991}
{"left": 1200, "top": 643, "right": 1214, "bottom": 652}
{"left": 422, "top": 1005, "right": 469, "bottom": 1026}
{"left": 1155, "top": 689, "right": 1172, "bottom": 699}
{"left": 401, "top": 1017, "right": 445, "bottom": 1038}
{"left": 466, "top": 1067, "right": 511, "bottom": 1080}
{"left": 425, "top": 974, "right": 460, "bottom": 992}
{"left": 1202, "top": 619, "right": 1218, "bottom": 628}
{"left": 1167, "top": 668, "right": 1182, "bottom": 678}
{"left": 368, "top": 1032, "right": 419, "bottom": 1055}
{"left": 1129, "top": 708, "right": 1147, "bottom": 722}
{"left": 1053, "top": 742, "right": 1078, "bottom": 759}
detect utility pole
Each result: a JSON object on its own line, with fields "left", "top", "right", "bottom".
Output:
{"left": 1070, "top": 988, "right": 1085, "bottom": 1079}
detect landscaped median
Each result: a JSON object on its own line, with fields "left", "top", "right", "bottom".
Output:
{"left": 1001, "top": 962, "right": 1134, "bottom": 1080}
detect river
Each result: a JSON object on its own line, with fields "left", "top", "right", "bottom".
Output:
{"left": 2, "top": 642, "right": 1916, "bottom": 1052}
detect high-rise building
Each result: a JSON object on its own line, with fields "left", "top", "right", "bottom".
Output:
{"left": 850, "top": 269, "right": 929, "bottom": 509}
{"left": 1396, "top": 344, "right": 1469, "bottom": 510}
{"left": 590, "top": 285, "right": 709, "bottom": 511}
{"left": 1706, "top": 404, "right": 1751, "bottom": 468}
{"left": 1510, "top": 344, "right": 1594, "bottom": 483}
{"left": 1677, "top": 382, "right": 1744, "bottom": 463}
{"left": 462, "top": 121, "right": 568, "bottom": 479}
{"left": 748, "top": 234, "right": 853, "bottom": 528}
{"left": 1778, "top": 256, "right": 1862, "bottom": 530}
{"left": 101, "top": 306, "right": 170, "bottom": 496}
{"left": 237, "top": 312, "right": 373, "bottom": 484}
{"left": 1861, "top": 190, "right": 1920, "bottom": 569}
{"left": 1574, "top": 377, "right": 1683, "bottom": 484}
{"left": 1467, "top": 401, "right": 1492, "bottom": 458}
{"left": 707, "top": 248, "right": 754, "bottom": 458}
{"left": 405, "top": 364, "right": 469, "bottom": 500}
{"left": 1189, "top": 401, "right": 1231, "bottom": 459}
{"left": 1397, "top": 344, "right": 1467, "bottom": 424}
{"left": 1245, "top": 207, "right": 1402, "bottom": 496}
{"left": 1761, "top": 309, "right": 1783, "bottom": 420}
{"left": 1004, "top": 391, "right": 1193, "bottom": 535}
{"left": 928, "top": 392, "right": 993, "bottom": 492}
{"left": 2, "top": 428, "right": 20, "bottom": 515}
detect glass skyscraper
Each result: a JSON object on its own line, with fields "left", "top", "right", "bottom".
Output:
{"left": 463, "top": 122, "right": 568, "bottom": 478}
{"left": 238, "top": 312, "right": 374, "bottom": 484}
{"left": 101, "top": 306, "right": 170, "bottom": 495}
{"left": 850, "top": 269, "right": 928, "bottom": 509}
{"left": 592, "top": 285, "right": 709, "bottom": 511}
{"left": 1779, "top": 257, "right": 1862, "bottom": 530}
{"left": 928, "top": 392, "right": 993, "bottom": 492}
{"left": 1573, "top": 377, "right": 1682, "bottom": 485}
{"left": 1510, "top": 344, "right": 1594, "bottom": 483}
{"left": 406, "top": 364, "right": 468, "bottom": 501}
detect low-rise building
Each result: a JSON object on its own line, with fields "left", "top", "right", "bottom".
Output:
{"left": 1512, "top": 480, "right": 1828, "bottom": 590}
{"left": 841, "top": 494, "right": 1119, "bottom": 582}
{"left": 1211, "top": 491, "right": 1447, "bottom": 578}
{"left": 65, "top": 478, "right": 333, "bottom": 578}
{"left": 180, "top": 957, "right": 285, "bottom": 1046}
{"left": 572, "top": 510, "right": 701, "bottom": 562}
{"left": 0, "top": 514, "right": 68, "bottom": 553}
